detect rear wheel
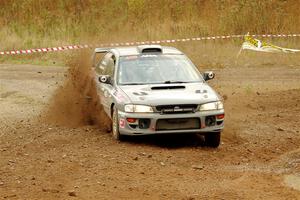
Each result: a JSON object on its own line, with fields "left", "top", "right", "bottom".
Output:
{"left": 204, "top": 132, "right": 221, "bottom": 148}
{"left": 112, "top": 107, "right": 123, "bottom": 141}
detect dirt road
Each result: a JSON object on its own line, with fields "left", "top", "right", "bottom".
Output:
{"left": 0, "top": 63, "right": 300, "bottom": 199}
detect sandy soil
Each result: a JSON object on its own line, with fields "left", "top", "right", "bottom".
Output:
{"left": 0, "top": 62, "right": 300, "bottom": 200}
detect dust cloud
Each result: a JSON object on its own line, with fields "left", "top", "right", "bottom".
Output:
{"left": 44, "top": 50, "right": 111, "bottom": 131}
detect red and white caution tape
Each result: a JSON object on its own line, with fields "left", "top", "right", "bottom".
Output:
{"left": 0, "top": 45, "right": 89, "bottom": 55}
{"left": 1, "top": 33, "right": 300, "bottom": 55}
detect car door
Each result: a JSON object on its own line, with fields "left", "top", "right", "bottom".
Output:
{"left": 95, "top": 52, "right": 116, "bottom": 117}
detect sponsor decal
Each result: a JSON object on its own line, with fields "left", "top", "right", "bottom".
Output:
{"left": 119, "top": 119, "right": 125, "bottom": 128}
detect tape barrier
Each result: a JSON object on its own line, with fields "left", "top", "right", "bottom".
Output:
{"left": 242, "top": 35, "right": 300, "bottom": 53}
{"left": 1, "top": 33, "right": 300, "bottom": 55}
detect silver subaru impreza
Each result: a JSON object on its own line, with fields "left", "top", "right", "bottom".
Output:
{"left": 93, "top": 45, "right": 224, "bottom": 147}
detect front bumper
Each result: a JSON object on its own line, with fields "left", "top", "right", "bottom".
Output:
{"left": 117, "top": 110, "right": 225, "bottom": 135}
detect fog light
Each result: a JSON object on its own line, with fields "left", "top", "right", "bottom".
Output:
{"left": 139, "top": 119, "right": 151, "bottom": 129}
{"left": 205, "top": 116, "right": 216, "bottom": 126}
{"left": 216, "top": 114, "right": 225, "bottom": 119}
{"left": 126, "top": 118, "right": 136, "bottom": 123}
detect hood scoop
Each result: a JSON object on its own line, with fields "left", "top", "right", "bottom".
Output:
{"left": 151, "top": 85, "right": 185, "bottom": 90}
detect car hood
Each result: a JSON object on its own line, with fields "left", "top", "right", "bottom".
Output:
{"left": 118, "top": 82, "right": 220, "bottom": 105}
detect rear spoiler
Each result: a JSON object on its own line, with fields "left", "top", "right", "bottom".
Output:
{"left": 92, "top": 47, "right": 111, "bottom": 68}
{"left": 94, "top": 47, "right": 111, "bottom": 53}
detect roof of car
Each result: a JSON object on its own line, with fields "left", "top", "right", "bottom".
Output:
{"left": 95, "top": 45, "right": 184, "bottom": 57}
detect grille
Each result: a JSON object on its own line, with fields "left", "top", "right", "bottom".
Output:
{"left": 156, "top": 118, "right": 200, "bottom": 131}
{"left": 156, "top": 104, "right": 198, "bottom": 114}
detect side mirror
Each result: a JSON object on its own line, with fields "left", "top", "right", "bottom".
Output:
{"left": 203, "top": 71, "right": 215, "bottom": 81}
{"left": 98, "top": 75, "right": 112, "bottom": 84}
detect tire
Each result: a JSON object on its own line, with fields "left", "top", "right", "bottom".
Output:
{"left": 204, "top": 132, "right": 221, "bottom": 148}
{"left": 112, "top": 106, "right": 123, "bottom": 141}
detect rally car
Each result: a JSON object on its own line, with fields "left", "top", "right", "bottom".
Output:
{"left": 92, "top": 45, "right": 224, "bottom": 147}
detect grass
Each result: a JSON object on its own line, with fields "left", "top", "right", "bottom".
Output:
{"left": 245, "top": 84, "right": 253, "bottom": 95}
{"left": 0, "top": 0, "right": 300, "bottom": 66}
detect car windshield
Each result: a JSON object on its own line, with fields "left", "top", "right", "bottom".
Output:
{"left": 118, "top": 54, "right": 203, "bottom": 85}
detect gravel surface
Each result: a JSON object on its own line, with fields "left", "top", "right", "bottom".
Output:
{"left": 0, "top": 63, "right": 300, "bottom": 199}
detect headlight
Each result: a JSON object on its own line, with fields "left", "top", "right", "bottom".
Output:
{"left": 124, "top": 104, "right": 154, "bottom": 113}
{"left": 199, "top": 101, "right": 223, "bottom": 111}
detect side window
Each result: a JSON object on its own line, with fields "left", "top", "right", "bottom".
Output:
{"left": 95, "top": 53, "right": 115, "bottom": 76}
{"left": 104, "top": 56, "right": 115, "bottom": 77}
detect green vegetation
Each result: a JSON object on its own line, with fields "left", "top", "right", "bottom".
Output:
{"left": 245, "top": 84, "right": 253, "bottom": 95}
{"left": 0, "top": 0, "right": 299, "bottom": 66}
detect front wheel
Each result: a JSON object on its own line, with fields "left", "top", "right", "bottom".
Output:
{"left": 112, "top": 107, "right": 123, "bottom": 141}
{"left": 204, "top": 132, "right": 221, "bottom": 148}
